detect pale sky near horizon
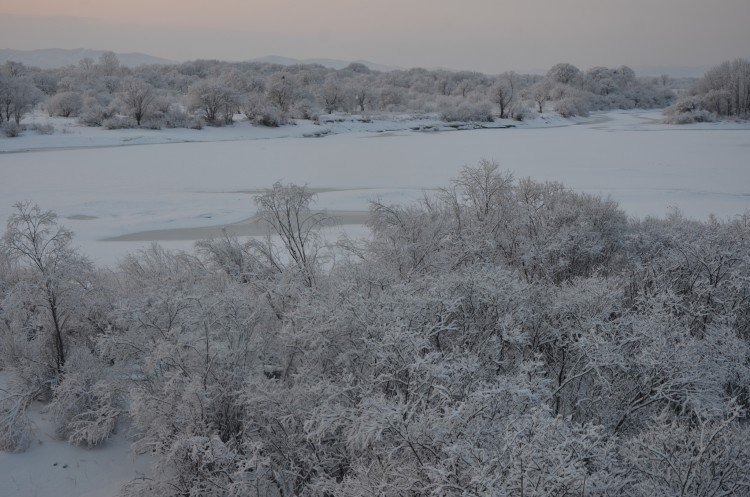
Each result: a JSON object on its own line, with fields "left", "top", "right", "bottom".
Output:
{"left": 1, "top": 0, "right": 748, "bottom": 73}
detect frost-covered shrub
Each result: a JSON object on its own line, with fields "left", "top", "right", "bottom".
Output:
{"left": 46, "top": 91, "right": 82, "bottom": 117}
{"left": 244, "top": 93, "right": 289, "bottom": 127}
{"left": 256, "top": 110, "right": 286, "bottom": 127}
{"left": 79, "top": 103, "right": 114, "bottom": 127}
{"left": 160, "top": 106, "right": 203, "bottom": 129}
{"left": 439, "top": 100, "right": 494, "bottom": 122}
{"left": 622, "top": 407, "right": 750, "bottom": 497}
{"left": 76, "top": 90, "right": 116, "bottom": 127}
{"left": 0, "top": 374, "right": 35, "bottom": 453}
{"left": 1, "top": 121, "right": 22, "bottom": 137}
{"left": 291, "top": 98, "right": 317, "bottom": 121}
{"left": 0, "top": 353, "right": 52, "bottom": 454}
{"left": 0, "top": 396, "right": 33, "bottom": 452}
{"left": 102, "top": 116, "right": 137, "bottom": 129}
{"left": 547, "top": 84, "right": 593, "bottom": 116}
{"left": 139, "top": 118, "right": 162, "bottom": 130}
{"left": 47, "top": 347, "right": 120, "bottom": 447}
{"left": 187, "top": 117, "right": 203, "bottom": 129}
{"left": 29, "top": 122, "right": 55, "bottom": 135}
{"left": 601, "top": 92, "right": 635, "bottom": 109}
{"left": 78, "top": 109, "right": 106, "bottom": 127}
{"left": 508, "top": 101, "right": 528, "bottom": 121}
{"left": 0, "top": 323, "right": 58, "bottom": 400}
{"left": 663, "top": 96, "right": 715, "bottom": 124}
{"left": 555, "top": 96, "right": 590, "bottom": 117}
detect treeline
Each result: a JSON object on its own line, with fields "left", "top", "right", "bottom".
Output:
{"left": 0, "top": 52, "right": 677, "bottom": 136}
{"left": 1, "top": 162, "right": 749, "bottom": 496}
{"left": 664, "top": 58, "right": 750, "bottom": 123}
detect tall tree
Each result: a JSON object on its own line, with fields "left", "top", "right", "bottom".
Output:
{"left": 118, "top": 77, "right": 155, "bottom": 125}
{"left": 491, "top": 71, "right": 516, "bottom": 119}
{"left": 1, "top": 202, "right": 93, "bottom": 375}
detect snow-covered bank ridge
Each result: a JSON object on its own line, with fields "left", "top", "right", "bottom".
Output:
{"left": 0, "top": 110, "right": 578, "bottom": 153}
{"left": 3, "top": 110, "right": 748, "bottom": 154}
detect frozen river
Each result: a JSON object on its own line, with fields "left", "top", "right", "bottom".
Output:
{"left": 1, "top": 110, "right": 749, "bottom": 266}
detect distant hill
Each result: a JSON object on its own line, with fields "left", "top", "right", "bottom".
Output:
{"left": 0, "top": 48, "right": 176, "bottom": 69}
{"left": 524, "top": 64, "right": 715, "bottom": 79}
{"left": 5, "top": 49, "right": 716, "bottom": 79}
{"left": 633, "top": 65, "right": 713, "bottom": 79}
{"left": 249, "top": 55, "right": 401, "bottom": 72}
{"left": 0, "top": 49, "right": 402, "bottom": 72}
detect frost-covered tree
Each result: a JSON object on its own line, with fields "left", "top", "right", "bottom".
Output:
{"left": 251, "top": 182, "right": 332, "bottom": 288}
{"left": 46, "top": 91, "right": 82, "bottom": 117}
{"left": 97, "top": 51, "right": 121, "bottom": 77}
{"left": 547, "top": 62, "right": 582, "bottom": 86}
{"left": 0, "top": 75, "right": 43, "bottom": 124}
{"left": 1, "top": 202, "right": 93, "bottom": 377}
{"left": 188, "top": 78, "right": 238, "bottom": 125}
{"left": 46, "top": 346, "right": 121, "bottom": 446}
{"left": 490, "top": 71, "right": 516, "bottom": 118}
{"left": 117, "top": 77, "right": 155, "bottom": 126}
{"left": 525, "top": 79, "right": 552, "bottom": 113}
{"left": 666, "top": 58, "right": 750, "bottom": 121}
{"left": 623, "top": 406, "right": 750, "bottom": 496}
{"left": 265, "top": 73, "right": 296, "bottom": 112}
{"left": 349, "top": 74, "right": 375, "bottom": 112}
{"left": 320, "top": 76, "right": 343, "bottom": 114}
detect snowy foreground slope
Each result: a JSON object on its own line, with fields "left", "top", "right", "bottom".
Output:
{"left": 0, "top": 372, "right": 151, "bottom": 497}
{"left": 0, "top": 111, "right": 749, "bottom": 497}
{"left": 2, "top": 110, "right": 748, "bottom": 267}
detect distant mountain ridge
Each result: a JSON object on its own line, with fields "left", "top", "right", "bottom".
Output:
{"left": 0, "top": 48, "right": 175, "bottom": 69}
{"left": 0, "top": 49, "right": 402, "bottom": 72}
{"left": 0, "top": 49, "right": 720, "bottom": 78}
{"left": 632, "top": 65, "right": 713, "bottom": 79}
{"left": 248, "top": 55, "right": 401, "bottom": 72}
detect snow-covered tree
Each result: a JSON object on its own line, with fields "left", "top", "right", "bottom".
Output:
{"left": 251, "top": 182, "right": 332, "bottom": 288}
{"left": 547, "top": 62, "right": 582, "bottom": 86}
{"left": 667, "top": 58, "right": 750, "bottom": 121}
{"left": 46, "top": 91, "right": 82, "bottom": 117}
{"left": 490, "top": 71, "right": 516, "bottom": 118}
{"left": 0, "top": 75, "right": 42, "bottom": 124}
{"left": 265, "top": 73, "right": 296, "bottom": 112}
{"left": 188, "top": 78, "right": 238, "bottom": 125}
{"left": 1, "top": 202, "right": 93, "bottom": 377}
{"left": 118, "top": 77, "right": 155, "bottom": 126}
{"left": 525, "top": 79, "right": 552, "bottom": 113}
{"left": 97, "top": 51, "right": 121, "bottom": 77}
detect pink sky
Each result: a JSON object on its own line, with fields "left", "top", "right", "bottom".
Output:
{"left": 2, "top": 0, "right": 748, "bottom": 72}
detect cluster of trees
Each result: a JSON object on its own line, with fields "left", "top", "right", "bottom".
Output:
{"left": 0, "top": 61, "right": 44, "bottom": 136}
{"left": 1, "top": 162, "right": 749, "bottom": 496}
{"left": 524, "top": 62, "right": 675, "bottom": 117}
{"left": 0, "top": 52, "right": 677, "bottom": 136}
{"left": 664, "top": 58, "right": 750, "bottom": 123}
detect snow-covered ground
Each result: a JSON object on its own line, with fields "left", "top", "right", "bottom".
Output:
{"left": 0, "top": 110, "right": 572, "bottom": 152}
{"left": 0, "top": 372, "right": 151, "bottom": 497}
{"left": 1, "top": 110, "right": 749, "bottom": 267}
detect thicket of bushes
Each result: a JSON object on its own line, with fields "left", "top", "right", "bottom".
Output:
{"left": 1, "top": 162, "right": 749, "bottom": 496}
